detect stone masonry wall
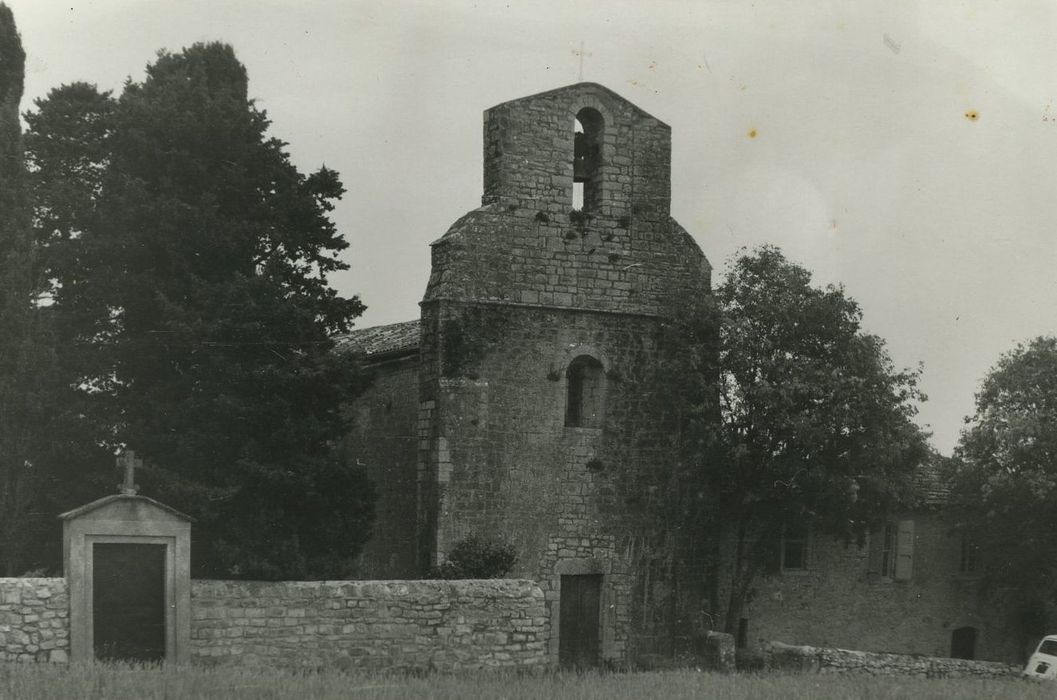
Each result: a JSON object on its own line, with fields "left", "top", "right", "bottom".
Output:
{"left": 719, "top": 513, "right": 1020, "bottom": 663}
{"left": 482, "top": 83, "right": 671, "bottom": 223}
{"left": 426, "top": 83, "right": 710, "bottom": 319}
{"left": 422, "top": 301, "right": 710, "bottom": 666}
{"left": 343, "top": 354, "right": 420, "bottom": 578}
{"left": 765, "top": 641, "right": 1019, "bottom": 679}
{"left": 190, "top": 579, "right": 546, "bottom": 671}
{"left": 0, "top": 578, "right": 68, "bottom": 662}
{"left": 424, "top": 207, "right": 706, "bottom": 318}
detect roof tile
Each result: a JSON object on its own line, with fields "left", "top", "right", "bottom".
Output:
{"left": 335, "top": 320, "right": 420, "bottom": 358}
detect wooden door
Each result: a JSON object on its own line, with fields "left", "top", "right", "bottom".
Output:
{"left": 559, "top": 574, "right": 602, "bottom": 668}
{"left": 951, "top": 626, "right": 977, "bottom": 660}
{"left": 93, "top": 543, "right": 167, "bottom": 662}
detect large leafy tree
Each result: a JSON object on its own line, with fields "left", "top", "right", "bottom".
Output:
{"left": 952, "top": 337, "right": 1057, "bottom": 648}
{"left": 670, "top": 246, "right": 928, "bottom": 633}
{"left": 25, "top": 43, "right": 373, "bottom": 579}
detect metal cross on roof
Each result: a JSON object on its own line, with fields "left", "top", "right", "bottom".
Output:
{"left": 117, "top": 450, "right": 142, "bottom": 496}
{"left": 573, "top": 41, "right": 592, "bottom": 82}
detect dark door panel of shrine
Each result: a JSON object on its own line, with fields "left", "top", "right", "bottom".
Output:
{"left": 559, "top": 574, "right": 601, "bottom": 668}
{"left": 93, "top": 543, "right": 167, "bottom": 662}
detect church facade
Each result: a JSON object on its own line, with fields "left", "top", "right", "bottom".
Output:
{"left": 339, "top": 83, "right": 1018, "bottom": 668}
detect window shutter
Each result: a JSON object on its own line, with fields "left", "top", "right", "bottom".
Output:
{"left": 895, "top": 519, "right": 915, "bottom": 581}
{"left": 866, "top": 526, "right": 883, "bottom": 578}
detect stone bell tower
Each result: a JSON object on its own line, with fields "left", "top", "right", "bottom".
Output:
{"left": 415, "top": 83, "right": 712, "bottom": 666}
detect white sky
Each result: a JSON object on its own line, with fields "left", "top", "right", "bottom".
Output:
{"left": 6, "top": 0, "right": 1057, "bottom": 454}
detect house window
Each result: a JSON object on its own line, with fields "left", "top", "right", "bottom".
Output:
{"left": 880, "top": 522, "right": 896, "bottom": 578}
{"left": 959, "top": 532, "right": 978, "bottom": 574}
{"left": 565, "top": 355, "right": 604, "bottom": 428}
{"left": 572, "top": 107, "right": 603, "bottom": 212}
{"left": 781, "top": 522, "right": 809, "bottom": 572}
{"left": 869, "top": 519, "right": 914, "bottom": 582}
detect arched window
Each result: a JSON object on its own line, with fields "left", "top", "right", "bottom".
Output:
{"left": 565, "top": 355, "right": 604, "bottom": 428}
{"left": 959, "top": 531, "right": 978, "bottom": 573}
{"left": 572, "top": 108, "right": 603, "bottom": 212}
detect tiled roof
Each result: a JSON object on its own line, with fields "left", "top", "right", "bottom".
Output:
{"left": 334, "top": 319, "right": 420, "bottom": 358}
{"left": 913, "top": 459, "right": 952, "bottom": 506}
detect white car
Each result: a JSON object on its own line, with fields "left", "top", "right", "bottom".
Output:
{"left": 1023, "top": 635, "right": 1057, "bottom": 679}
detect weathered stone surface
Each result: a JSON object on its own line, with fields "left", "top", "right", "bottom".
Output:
{"left": 190, "top": 579, "right": 547, "bottom": 671}
{"left": 0, "top": 578, "right": 68, "bottom": 663}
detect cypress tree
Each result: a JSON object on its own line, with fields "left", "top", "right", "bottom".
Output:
{"left": 0, "top": 4, "right": 92, "bottom": 574}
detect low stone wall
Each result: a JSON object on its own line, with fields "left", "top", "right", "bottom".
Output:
{"left": 190, "top": 579, "right": 547, "bottom": 671}
{"left": 0, "top": 578, "right": 69, "bottom": 663}
{"left": 765, "top": 641, "right": 1019, "bottom": 678}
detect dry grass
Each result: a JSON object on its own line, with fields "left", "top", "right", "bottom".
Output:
{"left": 0, "top": 663, "right": 1049, "bottom": 700}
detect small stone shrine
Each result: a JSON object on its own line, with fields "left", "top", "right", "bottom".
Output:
{"left": 59, "top": 451, "right": 193, "bottom": 663}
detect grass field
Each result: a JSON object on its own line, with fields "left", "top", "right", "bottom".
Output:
{"left": 0, "top": 664, "right": 1049, "bottom": 700}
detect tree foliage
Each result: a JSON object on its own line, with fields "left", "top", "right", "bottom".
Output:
{"left": 670, "top": 246, "right": 928, "bottom": 633}
{"left": 429, "top": 535, "right": 518, "bottom": 580}
{"left": 952, "top": 337, "right": 1057, "bottom": 643}
{"left": 24, "top": 43, "right": 372, "bottom": 579}
{"left": 0, "top": 3, "right": 106, "bottom": 575}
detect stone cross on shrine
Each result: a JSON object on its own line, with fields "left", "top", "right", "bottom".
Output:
{"left": 117, "top": 450, "right": 143, "bottom": 495}
{"left": 62, "top": 447, "right": 193, "bottom": 663}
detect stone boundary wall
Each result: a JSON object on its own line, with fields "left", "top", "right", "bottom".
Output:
{"left": 0, "top": 578, "right": 69, "bottom": 663}
{"left": 191, "top": 579, "right": 547, "bottom": 671}
{"left": 765, "top": 641, "right": 1019, "bottom": 679}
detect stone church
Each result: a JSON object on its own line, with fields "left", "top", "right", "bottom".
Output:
{"left": 338, "top": 83, "right": 1019, "bottom": 668}
{"left": 339, "top": 82, "right": 710, "bottom": 667}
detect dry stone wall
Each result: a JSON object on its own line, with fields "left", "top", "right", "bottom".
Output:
{"left": 0, "top": 578, "right": 68, "bottom": 662}
{"left": 765, "top": 641, "right": 1019, "bottom": 679}
{"left": 190, "top": 579, "right": 546, "bottom": 671}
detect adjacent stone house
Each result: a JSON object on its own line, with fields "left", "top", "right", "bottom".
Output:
{"left": 717, "top": 463, "right": 1020, "bottom": 663}
{"left": 338, "top": 82, "right": 1013, "bottom": 667}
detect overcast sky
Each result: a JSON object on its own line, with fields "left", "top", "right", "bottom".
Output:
{"left": 6, "top": 1, "right": 1057, "bottom": 454}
